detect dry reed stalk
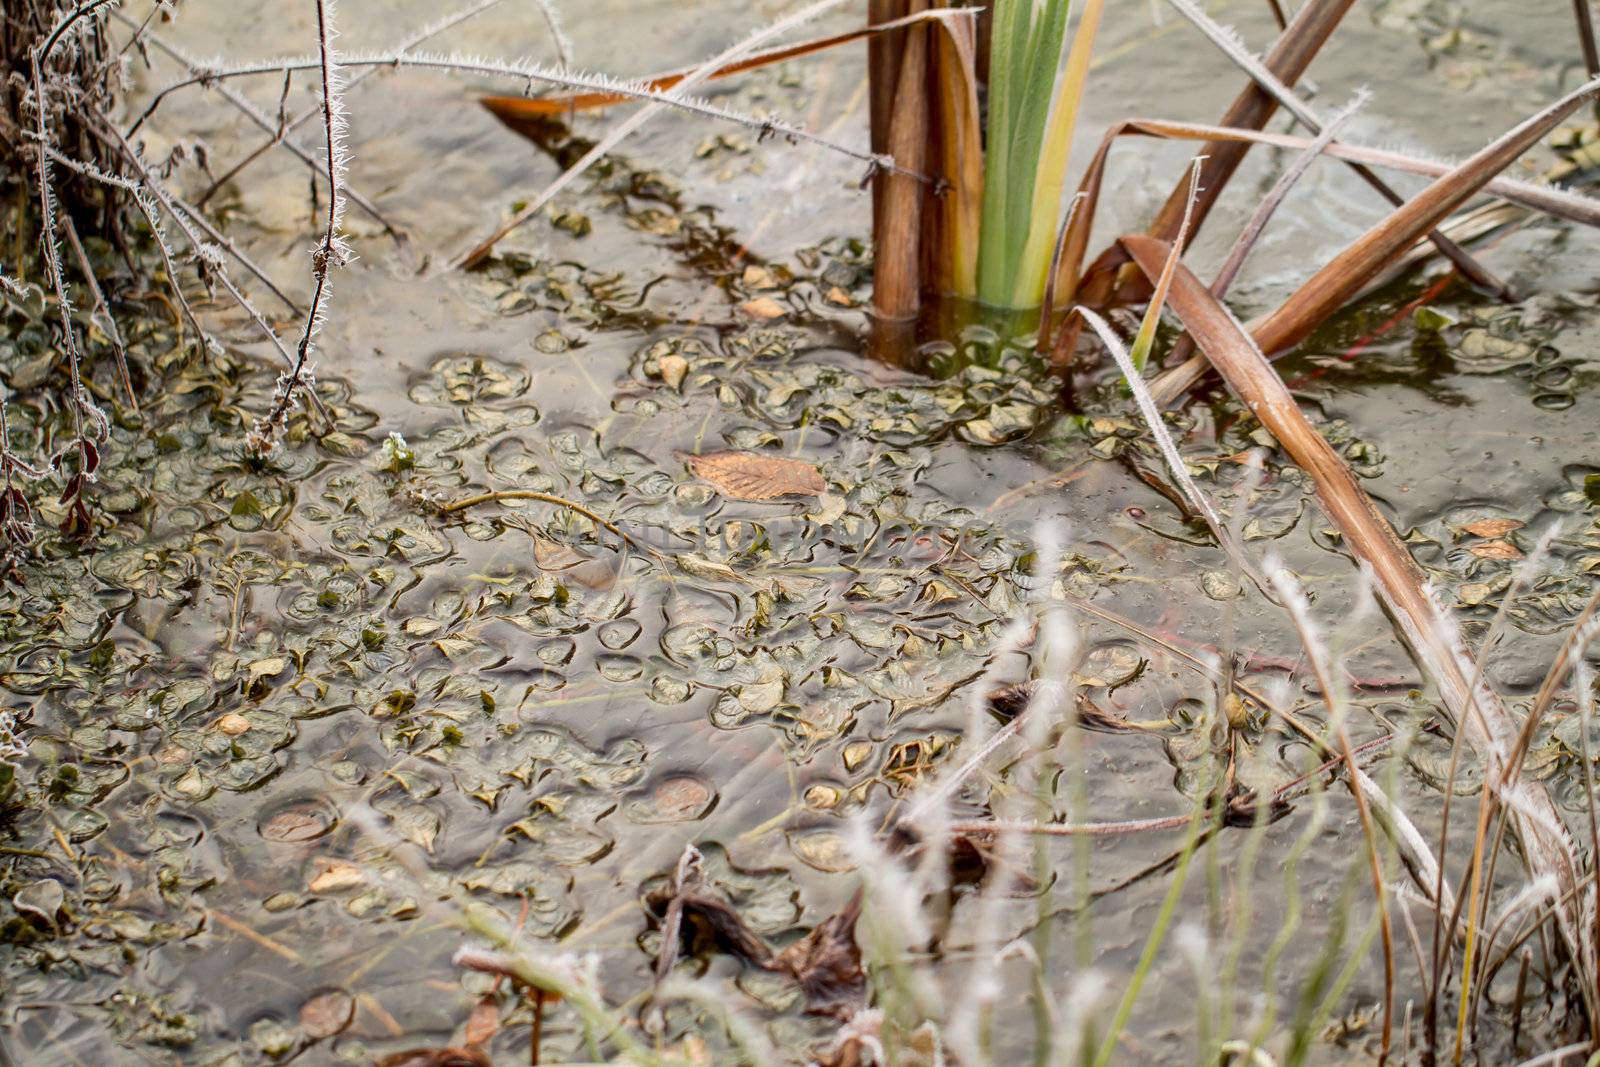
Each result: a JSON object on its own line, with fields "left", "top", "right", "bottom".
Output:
{"left": 872, "top": 0, "right": 931, "bottom": 319}
{"left": 923, "top": 11, "right": 983, "bottom": 298}
{"left": 1146, "top": 75, "right": 1600, "bottom": 406}
{"left": 1056, "top": 0, "right": 1356, "bottom": 315}
{"left": 1155, "top": 0, "right": 1509, "bottom": 300}
{"left": 1122, "top": 234, "right": 1590, "bottom": 991}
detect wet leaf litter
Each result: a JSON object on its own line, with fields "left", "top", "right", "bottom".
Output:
{"left": 2, "top": 2, "right": 1600, "bottom": 1065}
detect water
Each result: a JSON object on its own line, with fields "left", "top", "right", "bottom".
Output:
{"left": 2, "top": 0, "right": 1599, "bottom": 1063}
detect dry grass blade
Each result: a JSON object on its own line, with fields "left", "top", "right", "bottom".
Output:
{"left": 1164, "top": 94, "right": 1365, "bottom": 370}
{"left": 1077, "top": 304, "right": 1267, "bottom": 600}
{"left": 1147, "top": 75, "right": 1600, "bottom": 406}
{"left": 1160, "top": 0, "right": 1510, "bottom": 300}
{"left": 1140, "top": 0, "right": 1354, "bottom": 254}
{"left": 1207, "top": 94, "right": 1365, "bottom": 301}
{"left": 1123, "top": 233, "right": 1588, "bottom": 978}
{"left": 482, "top": 9, "right": 965, "bottom": 118}
{"left": 1267, "top": 565, "right": 1395, "bottom": 1062}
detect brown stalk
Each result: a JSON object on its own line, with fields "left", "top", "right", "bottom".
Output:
{"left": 923, "top": 10, "right": 982, "bottom": 298}
{"left": 871, "top": 0, "right": 931, "bottom": 319}
{"left": 1061, "top": 0, "right": 1355, "bottom": 320}
{"left": 1145, "top": 0, "right": 1353, "bottom": 250}
{"left": 1121, "top": 234, "right": 1588, "bottom": 983}
{"left": 60, "top": 212, "right": 135, "bottom": 409}
{"left": 1576, "top": 0, "right": 1600, "bottom": 81}
{"left": 1146, "top": 76, "right": 1600, "bottom": 406}
{"left": 1164, "top": 95, "right": 1365, "bottom": 370}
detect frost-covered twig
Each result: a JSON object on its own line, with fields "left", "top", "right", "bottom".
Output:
{"left": 124, "top": 49, "right": 924, "bottom": 197}
{"left": 194, "top": 0, "right": 511, "bottom": 208}
{"left": 449, "top": 0, "right": 889, "bottom": 264}
{"left": 91, "top": 110, "right": 332, "bottom": 426}
{"left": 114, "top": 14, "right": 408, "bottom": 250}
{"left": 247, "top": 0, "right": 349, "bottom": 456}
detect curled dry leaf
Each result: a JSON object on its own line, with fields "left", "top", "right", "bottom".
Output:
{"left": 647, "top": 848, "right": 866, "bottom": 1016}
{"left": 307, "top": 858, "right": 365, "bottom": 893}
{"left": 985, "top": 679, "right": 1158, "bottom": 733}
{"left": 1459, "top": 518, "right": 1525, "bottom": 538}
{"left": 687, "top": 451, "right": 825, "bottom": 501}
{"left": 771, "top": 892, "right": 866, "bottom": 1019}
{"left": 1468, "top": 539, "right": 1524, "bottom": 560}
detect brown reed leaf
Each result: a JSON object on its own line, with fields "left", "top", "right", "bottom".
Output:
{"left": 1146, "top": 74, "right": 1600, "bottom": 405}
{"left": 1122, "top": 233, "right": 1587, "bottom": 971}
{"left": 688, "top": 451, "right": 825, "bottom": 501}
{"left": 925, "top": 10, "right": 983, "bottom": 297}
{"left": 872, "top": 0, "right": 932, "bottom": 318}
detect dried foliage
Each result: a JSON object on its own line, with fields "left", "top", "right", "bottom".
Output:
{"left": 686, "top": 450, "right": 825, "bottom": 501}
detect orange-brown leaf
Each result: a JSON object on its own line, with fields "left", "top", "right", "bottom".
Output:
{"left": 1460, "top": 518, "right": 1525, "bottom": 539}
{"left": 1468, "top": 539, "right": 1523, "bottom": 560}
{"left": 688, "top": 452, "right": 824, "bottom": 501}
{"left": 462, "top": 997, "right": 500, "bottom": 1047}
{"left": 481, "top": 10, "right": 960, "bottom": 119}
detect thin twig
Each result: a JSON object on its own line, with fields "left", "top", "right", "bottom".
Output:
{"left": 438, "top": 489, "right": 656, "bottom": 557}
{"left": 247, "top": 0, "right": 348, "bottom": 454}
{"left": 194, "top": 0, "right": 511, "bottom": 207}
{"left": 59, "top": 212, "right": 135, "bottom": 409}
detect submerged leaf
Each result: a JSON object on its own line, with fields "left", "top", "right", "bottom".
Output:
{"left": 1459, "top": 518, "right": 1525, "bottom": 538}
{"left": 688, "top": 451, "right": 825, "bottom": 500}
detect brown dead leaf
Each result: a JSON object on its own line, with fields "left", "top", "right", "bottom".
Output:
{"left": 216, "top": 713, "right": 251, "bottom": 736}
{"left": 688, "top": 451, "right": 825, "bottom": 501}
{"left": 1469, "top": 539, "right": 1524, "bottom": 560}
{"left": 772, "top": 893, "right": 865, "bottom": 1018}
{"left": 1460, "top": 518, "right": 1525, "bottom": 538}
{"left": 740, "top": 296, "right": 787, "bottom": 320}
{"left": 742, "top": 265, "right": 777, "bottom": 290}
{"left": 299, "top": 989, "right": 355, "bottom": 1040}
{"left": 373, "top": 1049, "right": 491, "bottom": 1067}
{"left": 985, "top": 680, "right": 1152, "bottom": 733}
{"left": 307, "top": 858, "right": 365, "bottom": 894}
{"left": 462, "top": 997, "right": 500, "bottom": 1047}
{"left": 261, "top": 805, "right": 333, "bottom": 843}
